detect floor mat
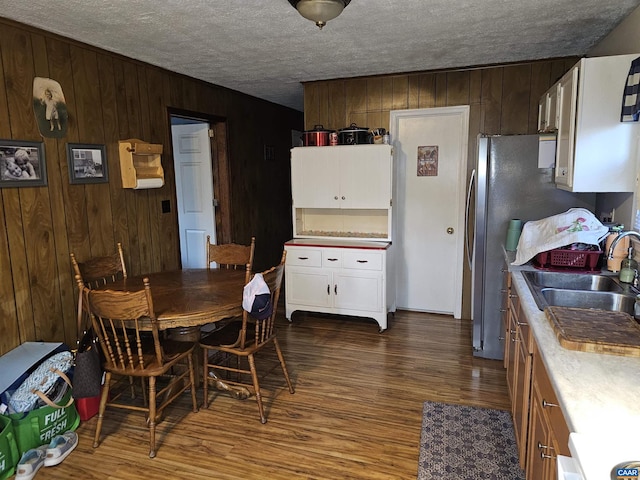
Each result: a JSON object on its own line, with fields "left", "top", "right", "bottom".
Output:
{"left": 417, "top": 401, "right": 525, "bottom": 480}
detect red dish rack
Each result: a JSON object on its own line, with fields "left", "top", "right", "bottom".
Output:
{"left": 533, "top": 248, "right": 603, "bottom": 271}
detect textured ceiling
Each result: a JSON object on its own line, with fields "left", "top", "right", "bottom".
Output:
{"left": 1, "top": 0, "right": 639, "bottom": 111}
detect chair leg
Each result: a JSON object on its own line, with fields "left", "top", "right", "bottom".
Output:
{"left": 248, "top": 354, "right": 266, "bottom": 424}
{"left": 202, "top": 348, "right": 209, "bottom": 409}
{"left": 148, "top": 376, "right": 157, "bottom": 458}
{"left": 188, "top": 352, "right": 198, "bottom": 413}
{"left": 273, "top": 338, "right": 295, "bottom": 394}
{"left": 93, "top": 372, "right": 111, "bottom": 448}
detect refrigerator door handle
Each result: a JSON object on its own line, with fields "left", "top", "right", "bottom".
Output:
{"left": 465, "top": 168, "right": 476, "bottom": 270}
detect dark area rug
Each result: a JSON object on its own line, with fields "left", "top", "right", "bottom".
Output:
{"left": 417, "top": 401, "right": 525, "bottom": 480}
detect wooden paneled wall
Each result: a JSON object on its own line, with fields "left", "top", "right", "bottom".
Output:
{"left": 304, "top": 59, "right": 578, "bottom": 168}
{"left": 303, "top": 59, "right": 578, "bottom": 318}
{"left": 0, "top": 19, "right": 303, "bottom": 355}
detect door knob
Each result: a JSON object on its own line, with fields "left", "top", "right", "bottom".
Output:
{"left": 447, "top": 227, "right": 454, "bottom": 234}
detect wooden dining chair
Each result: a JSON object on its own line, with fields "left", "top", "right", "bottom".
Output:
{"left": 206, "top": 235, "right": 255, "bottom": 271}
{"left": 70, "top": 242, "right": 128, "bottom": 289}
{"left": 84, "top": 279, "right": 199, "bottom": 458}
{"left": 203, "top": 236, "right": 255, "bottom": 336}
{"left": 200, "top": 250, "right": 294, "bottom": 423}
{"left": 71, "top": 243, "right": 138, "bottom": 396}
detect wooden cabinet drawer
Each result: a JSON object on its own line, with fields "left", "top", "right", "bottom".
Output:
{"left": 342, "top": 250, "right": 383, "bottom": 271}
{"left": 285, "top": 248, "right": 322, "bottom": 267}
{"left": 322, "top": 250, "right": 343, "bottom": 268}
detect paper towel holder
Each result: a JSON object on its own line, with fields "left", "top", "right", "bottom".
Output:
{"left": 118, "top": 138, "right": 165, "bottom": 189}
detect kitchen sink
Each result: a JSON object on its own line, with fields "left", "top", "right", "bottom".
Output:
{"left": 522, "top": 271, "right": 623, "bottom": 292}
{"left": 522, "top": 270, "right": 639, "bottom": 314}
{"left": 540, "top": 288, "right": 636, "bottom": 315}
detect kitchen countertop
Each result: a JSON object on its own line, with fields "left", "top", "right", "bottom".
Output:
{"left": 505, "top": 250, "right": 640, "bottom": 479}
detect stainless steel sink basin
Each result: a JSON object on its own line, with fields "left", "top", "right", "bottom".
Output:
{"left": 522, "top": 270, "right": 623, "bottom": 292}
{"left": 522, "top": 270, "right": 639, "bottom": 314}
{"left": 540, "top": 288, "right": 636, "bottom": 315}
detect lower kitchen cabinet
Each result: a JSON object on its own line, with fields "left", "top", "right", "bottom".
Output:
{"left": 284, "top": 240, "right": 393, "bottom": 331}
{"left": 504, "top": 271, "right": 570, "bottom": 479}
{"left": 504, "top": 271, "right": 533, "bottom": 470}
{"left": 526, "top": 344, "right": 570, "bottom": 480}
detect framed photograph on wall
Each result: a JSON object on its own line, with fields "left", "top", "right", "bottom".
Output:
{"left": 67, "top": 143, "right": 108, "bottom": 184}
{"left": 0, "top": 140, "right": 47, "bottom": 188}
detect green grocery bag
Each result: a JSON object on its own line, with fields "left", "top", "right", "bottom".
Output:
{"left": 0, "top": 414, "right": 19, "bottom": 480}
{"left": 8, "top": 387, "right": 79, "bottom": 456}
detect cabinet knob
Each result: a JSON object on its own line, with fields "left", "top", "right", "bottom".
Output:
{"left": 542, "top": 399, "right": 558, "bottom": 408}
{"left": 327, "top": 258, "right": 339, "bottom": 262}
{"left": 356, "top": 260, "right": 368, "bottom": 264}
{"left": 298, "top": 256, "right": 309, "bottom": 260}
{"left": 334, "top": 196, "right": 339, "bottom": 200}
{"left": 334, "top": 284, "right": 337, "bottom": 295}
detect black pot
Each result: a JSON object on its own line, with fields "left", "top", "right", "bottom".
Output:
{"left": 301, "top": 125, "right": 335, "bottom": 146}
{"left": 338, "top": 123, "right": 372, "bottom": 145}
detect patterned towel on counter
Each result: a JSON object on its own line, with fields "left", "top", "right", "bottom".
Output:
{"left": 512, "top": 208, "right": 609, "bottom": 266}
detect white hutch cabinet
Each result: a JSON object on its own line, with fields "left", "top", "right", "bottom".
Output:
{"left": 285, "top": 145, "right": 395, "bottom": 331}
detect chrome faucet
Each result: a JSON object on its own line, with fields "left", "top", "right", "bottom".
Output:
{"left": 607, "top": 230, "right": 640, "bottom": 259}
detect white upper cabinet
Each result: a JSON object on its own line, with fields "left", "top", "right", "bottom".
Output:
{"left": 291, "top": 145, "right": 392, "bottom": 209}
{"left": 550, "top": 54, "right": 639, "bottom": 192}
{"left": 290, "top": 145, "right": 393, "bottom": 240}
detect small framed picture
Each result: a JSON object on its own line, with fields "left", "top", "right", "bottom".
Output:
{"left": 67, "top": 143, "right": 108, "bottom": 184}
{"left": 0, "top": 140, "right": 47, "bottom": 188}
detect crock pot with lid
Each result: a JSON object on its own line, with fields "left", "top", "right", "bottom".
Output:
{"left": 301, "top": 125, "right": 335, "bottom": 146}
{"left": 338, "top": 123, "right": 372, "bottom": 145}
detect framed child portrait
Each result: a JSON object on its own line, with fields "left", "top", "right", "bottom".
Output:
{"left": 0, "top": 140, "right": 47, "bottom": 188}
{"left": 67, "top": 143, "right": 108, "bottom": 184}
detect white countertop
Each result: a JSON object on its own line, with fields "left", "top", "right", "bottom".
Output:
{"left": 506, "top": 252, "right": 640, "bottom": 478}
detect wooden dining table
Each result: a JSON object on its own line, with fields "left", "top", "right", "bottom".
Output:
{"left": 97, "top": 268, "right": 248, "bottom": 393}
{"left": 99, "top": 268, "right": 247, "bottom": 334}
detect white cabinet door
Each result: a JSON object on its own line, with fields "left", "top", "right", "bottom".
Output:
{"left": 291, "top": 147, "right": 339, "bottom": 208}
{"left": 339, "top": 146, "right": 392, "bottom": 209}
{"left": 334, "top": 270, "right": 382, "bottom": 312}
{"left": 286, "top": 268, "right": 332, "bottom": 308}
{"left": 555, "top": 66, "right": 578, "bottom": 188}
{"left": 538, "top": 85, "right": 558, "bottom": 133}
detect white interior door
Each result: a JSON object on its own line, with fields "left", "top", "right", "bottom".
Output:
{"left": 171, "top": 122, "right": 216, "bottom": 268}
{"left": 391, "top": 106, "right": 469, "bottom": 318}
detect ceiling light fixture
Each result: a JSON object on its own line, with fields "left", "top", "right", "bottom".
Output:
{"left": 288, "top": 0, "right": 351, "bottom": 30}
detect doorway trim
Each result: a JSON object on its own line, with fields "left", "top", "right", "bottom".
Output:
{"left": 168, "top": 108, "right": 232, "bottom": 245}
{"left": 390, "top": 106, "right": 469, "bottom": 319}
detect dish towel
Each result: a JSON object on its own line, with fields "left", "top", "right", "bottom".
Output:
{"left": 621, "top": 56, "right": 640, "bottom": 122}
{"left": 512, "top": 208, "right": 609, "bottom": 266}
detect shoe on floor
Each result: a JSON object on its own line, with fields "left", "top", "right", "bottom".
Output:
{"left": 44, "top": 431, "right": 78, "bottom": 467}
{"left": 15, "top": 445, "right": 48, "bottom": 480}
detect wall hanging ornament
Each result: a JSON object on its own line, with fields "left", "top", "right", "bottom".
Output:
{"left": 32, "top": 77, "right": 68, "bottom": 139}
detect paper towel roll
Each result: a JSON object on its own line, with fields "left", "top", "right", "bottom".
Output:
{"left": 134, "top": 177, "right": 164, "bottom": 189}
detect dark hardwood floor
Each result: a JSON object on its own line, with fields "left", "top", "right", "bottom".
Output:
{"left": 41, "top": 309, "right": 509, "bottom": 479}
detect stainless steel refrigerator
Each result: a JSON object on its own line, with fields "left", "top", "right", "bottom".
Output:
{"left": 467, "top": 134, "right": 596, "bottom": 360}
